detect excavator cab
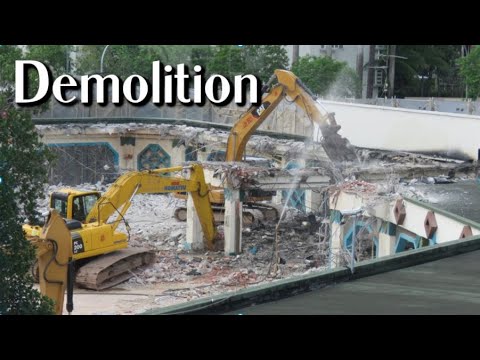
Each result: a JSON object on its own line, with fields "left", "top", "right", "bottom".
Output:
{"left": 50, "top": 190, "right": 101, "bottom": 223}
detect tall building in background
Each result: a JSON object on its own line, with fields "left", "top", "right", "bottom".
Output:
{"left": 286, "top": 45, "right": 390, "bottom": 99}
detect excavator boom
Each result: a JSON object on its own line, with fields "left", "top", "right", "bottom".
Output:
{"left": 226, "top": 69, "right": 357, "bottom": 163}
{"left": 86, "top": 164, "right": 216, "bottom": 246}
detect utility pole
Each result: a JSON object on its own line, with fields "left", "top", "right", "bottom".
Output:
{"left": 292, "top": 45, "right": 300, "bottom": 65}
{"left": 462, "top": 45, "right": 471, "bottom": 98}
{"left": 356, "top": 45, "right": 364, "bottom": 98}
{"left": 326, "top": 45, "right": 333, "bottom": 58}
{"left": 388, "top": 45, "right": 396, "bottom": 98}
{"left": 366, "top": 45, "right": 375, "bottom": 99}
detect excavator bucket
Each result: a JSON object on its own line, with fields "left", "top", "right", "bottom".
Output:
{"left": 35, "top": 210, "right": 72, "bottom": 315}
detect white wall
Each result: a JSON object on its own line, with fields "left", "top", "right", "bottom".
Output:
{"left": 320, "top": 100, "right": 480, "bottom": 160}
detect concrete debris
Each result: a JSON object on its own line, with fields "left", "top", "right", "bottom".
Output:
{"left": 338, "top": 180, "right": 378, "bottom": 194}
{"left": 35, "top": 123, "right": 323, "bottom": 162}
{"left": 32, "top": 123, "right": 479, "bottom": 315}
{"left": 37, "top": 182, "right": 333, "bottom": 309}
{"left": 356, "top": 149, "right": 465, "bottom": 165}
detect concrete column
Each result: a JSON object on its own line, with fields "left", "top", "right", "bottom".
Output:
{"left": 273, "top": 157, "right": 288, "bottom": 205}
{"left": 305, "top": 190, "right": 323, "bottom": 213}
{"left": 292, "top": 45, "right": 300, "bottom": 65}
{"left": 171, "top": 145, "right": 185, "bottom": 165}
{"left": 224, "top": 188, "right": 242, "bottom": 255}
{"left": 356, "top": 45, "right": 364, "bottom": 99}
{"left": 378, "top": 233, "right": 396, "bottom": 257}
{"left": 326, "top": 45, "right": 333, "bottom": 58}
{"left": 273, "top": 191, "right": 283, "bottom": 205}
{"left": 387, "top": 45, "right": 396, "bottom": 98}
{"left": 186, "top": 195, "right": 204, "bottom": 251}
{"left": 329, "top": 221, "right": 344, "bottom": 269}
{"left": 378, "top": 221, "right": 397, "bottom": 257}
{"left": 196, "top": 150, "right": 209, "bottom": 162}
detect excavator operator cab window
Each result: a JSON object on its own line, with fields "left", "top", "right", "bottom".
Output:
{"left": 72, "top": 197, "right": 83, "bottom": 222}
{"left": 51, "top": 193, "right": 68, "bottom": 218}
{"left": 72, "top": 194, "right": 100, "bottom": 223}
{"left": 82, "top": 194, "right": 99, "bottom": 218}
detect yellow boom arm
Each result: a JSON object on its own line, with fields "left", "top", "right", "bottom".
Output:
{"left": 226, "top": 69, "right": 352, "bottom": 162}
{"left": 86, "top": 163, "right": 217, "bottom": 245}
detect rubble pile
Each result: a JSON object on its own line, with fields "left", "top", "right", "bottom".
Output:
{"left": 337, "top": 180, "right": 378, "bottom": 194}
{"left": 356, "top": 149, "right": 465, "bottom": 166}
{"left": 37, "top": 183, "right": 331, "bottom": 303}
{"left": 33, "top": 139, "right": 477, "bottom": 312}
{"left": 129, "top": 213, "right": 329, "bottom": 290}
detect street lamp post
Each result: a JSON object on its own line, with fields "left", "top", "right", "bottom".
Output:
{"left": 100, "top": 45, "right": 110, "bottom": 74}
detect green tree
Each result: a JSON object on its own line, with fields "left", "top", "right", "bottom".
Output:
{"left": 395, "top": 45, "right": 463, "bottom": 98}
{"left": 459, "top": 46, "right": 480, "bottom": 99}
{"left": 0, "top": 45, "right": 23, "bottom": 93}
{"left": 207, "top": 45, "right": 289, "bottom": 82}
{"left": 76, "top": 45, "right": 163, "bottom": 79}
{"left": 190, "top": 46, "right": 213, "bottom": 70}
{"left": 155, "top": 45, "right": 204, "bottom": 65}
{"left": 242, "top": 45, "right": 289, "bottom": 82}
{"left": 291, "top": 55, "right": 358, "bottom": 97}
{"left": 207, "top": 45, "right": 245, "bottom": 79}
{"left": 327, "top": 66, "right": 361, "bottom": 98}
{"left": 0, "top": 45, "right": 53, "bottom": 314}
{"left": 17, "top": 45, "right": 72, "bottom": 113}
{"left": 0, "top": 95, "right": 55, "bottom": 314}
{"left": 75, "top": 45, "right": 106, "bottom": 74}
{"left": 25, "top": 45, "right": 71, "bottom": 76}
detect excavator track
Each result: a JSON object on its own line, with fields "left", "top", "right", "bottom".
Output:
{"left": 75, "top": 248, "right": 155, "bottom": 290}
{"left": 174, "top": 203, "right": 279, "bottom": 224}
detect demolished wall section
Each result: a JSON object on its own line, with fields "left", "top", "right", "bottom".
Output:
{"left": 36, "top": 123, "right": 331, "bottom": 185}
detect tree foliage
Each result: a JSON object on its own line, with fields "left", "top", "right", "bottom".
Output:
{"left": 74, "top": 45, "right": 288, "bottom": 84}
{"left": 191, "top": 46, "right": 214, "bottom": 70}
{"left": 1, "top": 45, "right": 73, "bottom": 112}
{"left": 207, "top": 45, "right": 289, "bottom": 82}
{"left": 0, "top": 95, "right": 55, "bottom": 315}
{"left": 153, "top": 45, "right": 207, "bottom": 66}
{"left": 291, "top": 55, "right": 359, "bottom": 97}
{"left": 459, "top": 46, "right": 480, "bottom": 99}
{"left": 75, "top": 45, "right": 155, "bottom": 79}
{"left": 394, "top": 45, "right": 463, "bottom": 98}
{"left": 0, "top": 45, "right": 57, "bottom": 314}
{"left": 25, "top": 45, "right": 71, "bottom": 76}
{"left": 327, "top": 66, "right": 361, "bottom": 98}
{"left": 207, "top": 45, "right": 245, "bottom": 80}
{"left": 0, "top": 45, "right": 23, "bottom": 93}
{"left": 75, "top": 45, "right": 210, "bottom": 79}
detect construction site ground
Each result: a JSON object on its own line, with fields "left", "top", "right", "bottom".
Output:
{"left": 37, "top": 186, "right": 330, "bottom": 314}
{"left": 35, "top": 171, "right": 479, "bottom": 315}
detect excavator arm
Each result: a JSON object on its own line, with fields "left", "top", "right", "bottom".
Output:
{"left": 226, "top": 69, "right": 357, "bottom": 163}
{"left": 86, "top": 163, "right": 217, "bottom": 246}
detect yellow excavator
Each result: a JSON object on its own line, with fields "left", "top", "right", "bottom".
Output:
{"left": 25, "top": 164, "right": 217, "bottom": 291}
{"left": 174, "top": 69, "right": 357, "bottom": 221}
